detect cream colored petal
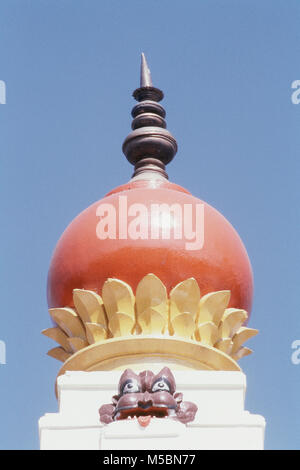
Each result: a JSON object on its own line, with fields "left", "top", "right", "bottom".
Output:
{"left": 136, "top": 274, "right": 168, "bottom": 319}
{"left": 231, "top": 347, "right": 253, "bottom": 361}
{"left": 67, "top": 337, "right": 89, "bottom": 353}
{"left": 85, "top": 322, "right": 107, "bottom": 344}
{"left": 42, "top": 327, "right": 73, "bottom": 353}
{"left": 73, "top": 289, "right": 107, "bottom": 326}
{"left": 102, "top": 279, "right": 135, "bottom": 322}
{"left": 135, "top": 274, "right": 168, "bottom": 335}
{"left": 170, "top": 278, "right": 200, "bottom": 322}
{"left": 47, "top": 347, "right": 71, "bottom": 362}
{"left": 138, "top": 307, "right": 166, "bottom": 335}
{"left": 231, "top": 327, "right": 258, "bottom": 354}
{"left": 197, "top": 291, "right": 231, "bottom": 326}
{"left": 197, "top": 321, "right": 218, "bottom": 346}
{"left": 171, "top": 312, "right": 196, "bottom": 339}
{"left": 108, "top": 312, "right": 135, "bottom": 337}
{"left": 215, "top": 338, "right": 233, "bottom": 355}
{"left": 49, "top": 308, "right": 86, "bottom": 340}
{"left": 219, "top": 308, "right": 248, "bottom": 339}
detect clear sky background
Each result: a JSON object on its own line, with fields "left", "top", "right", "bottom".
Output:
{"left": 0, "top": 0, "right": 299, "bottom": 450}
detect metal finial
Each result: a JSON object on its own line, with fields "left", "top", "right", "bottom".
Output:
{"left": 122, "top": 54, "right": 177, "bottom": 179}
{"left": 133, "top": 53, "right": 164, "bottom": 102}
{"left": 140, "top": 53, "right": 153, "bottom": 87}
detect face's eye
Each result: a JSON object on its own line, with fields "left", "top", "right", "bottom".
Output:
{"left": 151, "top": 378, "right": 171, "bottom": 393}
{"left": 121, "top": 379, "right": 140, "bottom": 395}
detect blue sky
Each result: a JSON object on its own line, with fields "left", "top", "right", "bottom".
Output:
{"left": 0, "top": 0, "right": 299, "bottom": 449}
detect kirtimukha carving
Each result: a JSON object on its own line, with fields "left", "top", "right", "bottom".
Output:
{"left": 99, "top": 367, "right": 198, "bottom": 427}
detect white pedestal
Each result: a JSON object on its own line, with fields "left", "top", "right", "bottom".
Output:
{"left": 39, "top": 371, "right": 265, "bottom": 450}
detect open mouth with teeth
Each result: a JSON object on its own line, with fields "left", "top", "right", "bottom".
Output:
{"left": 114, "top": 406, "right": 175, "bottom": 426}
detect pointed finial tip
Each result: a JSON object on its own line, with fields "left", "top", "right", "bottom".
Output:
{"left": 141, "top": 52, "right": 147, "bottom": 65}
{"left": 140, "top": 52, "right": 153, "bottom": 88}
{"left": 133, "top": 53, "right": 164, "bottom": 102}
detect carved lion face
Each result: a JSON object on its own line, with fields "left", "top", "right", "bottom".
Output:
{"left": 99, "top": 367, "right": 197, "bottom": 427}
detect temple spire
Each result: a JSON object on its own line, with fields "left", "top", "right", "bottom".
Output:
{"left": 123, "top": 54, "right": 177, "bottom": 179}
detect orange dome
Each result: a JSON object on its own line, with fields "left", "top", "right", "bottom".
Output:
{"left": 47, "top": 179, "right": 253, "bottom": 316}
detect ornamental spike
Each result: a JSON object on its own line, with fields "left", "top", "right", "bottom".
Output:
{"left": 140, "top": 52, "right": 153, "bottom": 87}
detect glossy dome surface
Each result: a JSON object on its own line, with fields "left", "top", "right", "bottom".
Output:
{"left": 47, "top": 179, "right": 253, "bottom": 315}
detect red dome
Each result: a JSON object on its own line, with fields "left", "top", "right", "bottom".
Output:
{"left": 47, "top": 179, "right": 253, "bottom": 316}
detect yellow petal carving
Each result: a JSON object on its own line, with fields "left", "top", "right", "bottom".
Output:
{"left": 136, "top": 274, "right": 168, "bottom": 333}
{"left": 47, "top": 347, "right": 71, "bottom": 362}
{"left": 171, "top": 312, "right": 196, "bottom": 339}
{"left": 232, "top": 347, "right": 253, "bottom": 361}
{"left": 197, "top": 291, "right": 230, "bottom": 325}
{"left": 108, "top": 312, "right": 135, "bottom": 337}
{"left": 138, "top": 307, "right": 166, "bottom": 335}
{"left": 215, "top": 338, "right": 233, "bottom": 355}
{"left": 49, "top": 308, "right": 86, "bottom": 340}
{"left": 73, "top": 289, "right": 107, "bottom": 326}
{"left": 43, "top": 275, "right": 257, "bottom": 368}
{"left": 102, "top": 279, "right": 135, "bottom": 336}
{"left": 197, "top": 321, "right": 219, "bottom": 346}
{"left": 67, "top": 337, "right": 89, "bottom": 353}
{"left": 136, "top": 274, "right": 168, "bottom": 316}
{"left": 102, "top": 279, "right": 134, "bottom": 315}
{"left": 42, "top": 327, "right": 73, "bottom": 353}
{"left": 170, "top": 278, "right": 200, "bottom": 322}
{"left": 231, "top": 327, "right": 258, "bottom": 354}
{"left": 85, "top": 322, "right": 108, "bottom": 344}
{"left": 219, "top": 308, "right": 248, "bottom": 339}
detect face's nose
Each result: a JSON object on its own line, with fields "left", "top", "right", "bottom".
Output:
{"left": 138, "top": 391, "right": 153, "bottom": 409}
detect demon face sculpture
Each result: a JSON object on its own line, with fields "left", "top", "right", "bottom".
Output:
{"left": 99, "top": 367, "right": 197, "bottom": 427}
